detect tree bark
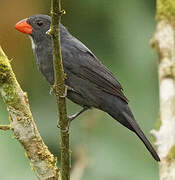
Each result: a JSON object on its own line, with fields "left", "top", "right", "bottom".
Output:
{"left": 150, "top": 0, "right": 175, "bottom": 179}
{"left": 0, "top": 46, "right": 59, "bottom": 180}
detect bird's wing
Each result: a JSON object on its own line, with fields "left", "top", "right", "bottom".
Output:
{"left": 62, "top": 37, "right": 129, "bottom": 103}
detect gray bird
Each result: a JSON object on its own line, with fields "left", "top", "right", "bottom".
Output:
{"left": 15, "top": 14, "right": 160, "bottom": 161}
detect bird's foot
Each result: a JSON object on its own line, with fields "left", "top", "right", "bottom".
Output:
{"left": 68, "top": 106, "right": 89, "bottom": 122}
{"left": 60, "top": 86, "right": 67, "bottom": 98}
{"left": 56, "top": 106, "right": 89, "bottom": 130}
{"left": 49, "top": 86, "right": 54, "bottom": 95}
{"left": 57, "top": 121, "right": 70, "bottom": 133}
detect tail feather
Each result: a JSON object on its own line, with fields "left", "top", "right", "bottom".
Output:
{"left": 101, "top": 94, "right": 160, "bottom": 161}
{"left": 122, "top": 111, "right": 160, "bottom": 161}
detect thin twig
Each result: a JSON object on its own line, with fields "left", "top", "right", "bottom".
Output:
{"left": 0, "top": 125, "right": 11, "bottom": 130}
{"left": 49, "top": 1, "right": 70, "bottom": 180}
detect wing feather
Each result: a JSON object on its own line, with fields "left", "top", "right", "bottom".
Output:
{"left": 62, "top": 37, "right": 129, "bottom": 103}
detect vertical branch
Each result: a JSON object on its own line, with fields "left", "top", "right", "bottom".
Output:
{"left": 150, "top": 0, "right": 175, "bottom": 179}
{"left": 49, "top": 1, "right": 70, "bottom": 180}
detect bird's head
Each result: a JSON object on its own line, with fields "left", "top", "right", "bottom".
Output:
{"left": 15, "top": 14, "right": 70, "bottom": 43}
{"left": 15, "top": 14, "right": 51, "bottom": 42}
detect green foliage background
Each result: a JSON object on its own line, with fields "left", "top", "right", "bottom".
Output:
{"left": 0, "top": 0, "right": 159, "bottom": 179}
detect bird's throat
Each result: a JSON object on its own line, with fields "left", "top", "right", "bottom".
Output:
{"left": 29, "top": 36, "right": 37, "bottom": 51}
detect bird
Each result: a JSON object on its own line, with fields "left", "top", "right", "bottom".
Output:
{"left": 15, "top": 14, "right": 160, "bottom": 161}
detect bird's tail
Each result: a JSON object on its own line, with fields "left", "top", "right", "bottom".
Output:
{"left": 122, "top": 111, "right": 160, "bottom": 161}
{"left": 102, "top": 96, "right": 160, "bottom": 161}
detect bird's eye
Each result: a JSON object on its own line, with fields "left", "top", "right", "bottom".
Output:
{"left": 36, "top": 21, "right": 44, "bottom": 27}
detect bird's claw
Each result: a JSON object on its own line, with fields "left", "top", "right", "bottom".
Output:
{"left": 57, "top": 122, "right": 70, "bottom": 133}
{"left": 49, "top": 86, "right": 54, "bottom": 95}
{"left": 60, "top": 86, "right": 67, "bottom": 98}
{"left": 56, "top": 106, "right": 89, "bottom": 130}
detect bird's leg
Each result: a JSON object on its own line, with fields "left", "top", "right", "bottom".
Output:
{"left": 68, "top": 106, "right": 89, "bottom": 122}
{"left": 57, "top": 106, "right": 89, "bottom": 130}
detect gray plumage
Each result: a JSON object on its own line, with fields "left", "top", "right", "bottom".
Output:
{"left": 19, "top": 14, "right": 160, "bottom": 161}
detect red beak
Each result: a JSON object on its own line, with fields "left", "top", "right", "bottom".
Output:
{"left": 15, "top": 20, "right": 33, "bottom": 35}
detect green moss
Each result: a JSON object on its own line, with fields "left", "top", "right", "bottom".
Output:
{"left": 0, "top": 62, "right": 11, "bottom": 85}
{"left": 2, "top": 83, "right": 17, "bottom": 102}
{"left": 0, "top": 48, "right": 26, "bottom": 111}
{"left": 166, "top": 146, "right": 175, "bottom": 162}
{"left": 156, "top": 115, "right": 162, "bottom": 131}
{"left": 1, "top": 83, "right": 24, "bottom": 110}
{"left": 157, "top": 0, "right": 175, "bottom": 22}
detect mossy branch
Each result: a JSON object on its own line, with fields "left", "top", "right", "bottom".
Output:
{"left": 150, "top": 0, "right": 175, "bottom": 179}
{"left": 0, "top": 46, "right": 59, "bottom": 180}
{"left": 49, "top": 1, "right": 70, "bottom": 180}
{"left": 156, "top": 0, "right": 175, "bottom": 22}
